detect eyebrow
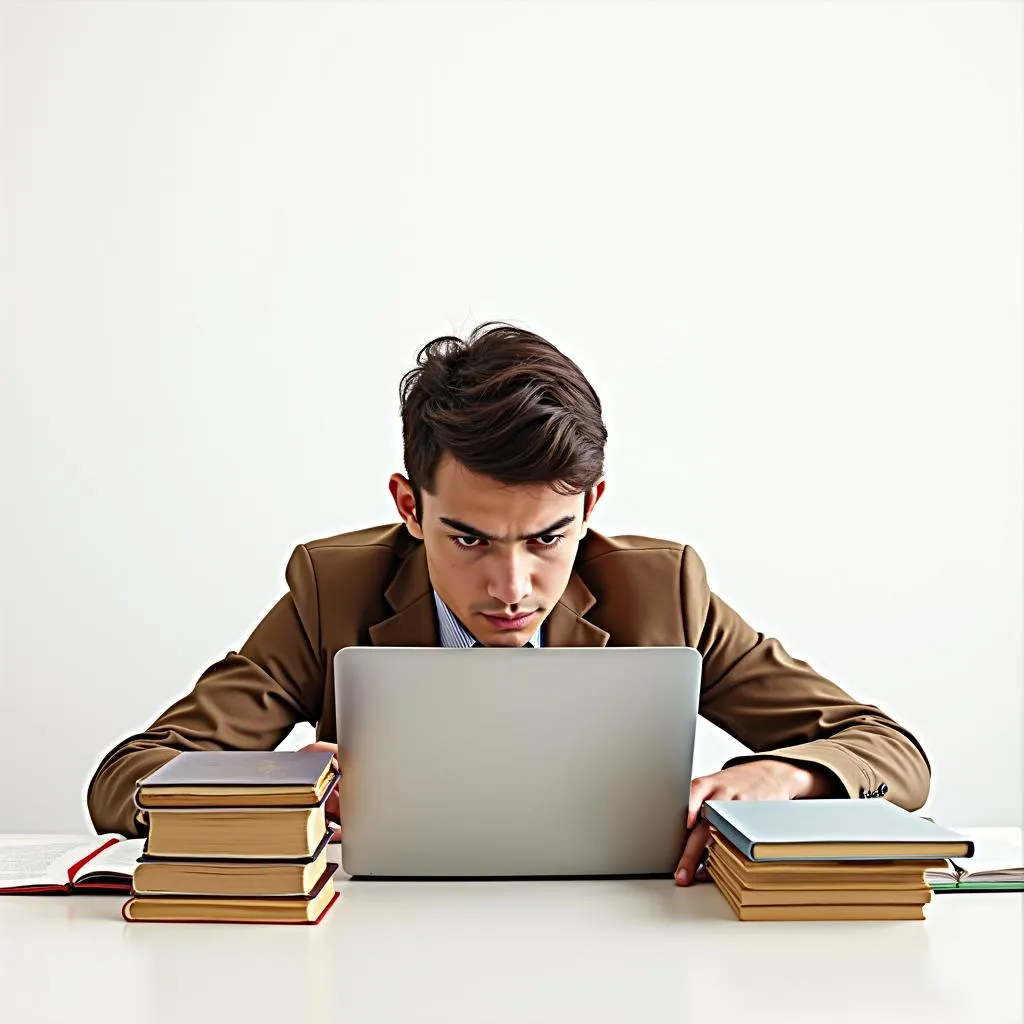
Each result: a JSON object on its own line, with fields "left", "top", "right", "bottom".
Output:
{"left": 438, "top": 515, "right": 576, "bottom": 542}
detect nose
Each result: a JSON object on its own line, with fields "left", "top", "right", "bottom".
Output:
{"left": 487, "top": 549, "right": 532, "bottom": 609}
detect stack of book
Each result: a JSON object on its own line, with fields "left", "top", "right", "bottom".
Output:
{"left": 702, "top": 799, "right": 974, "bottom": 921}
{"left": 122, "top": 750, "right": 341, "bottom": 925}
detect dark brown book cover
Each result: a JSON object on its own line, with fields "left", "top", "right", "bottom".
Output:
{"left": 138, "top": 750, "right": 335, "bottom": 790}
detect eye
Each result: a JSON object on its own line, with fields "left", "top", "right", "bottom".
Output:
{"left": 451, "top": 535, "right": 485, "bottom": 550}
{"left": 533, "top": 534, "right": 565, "bottom": 548}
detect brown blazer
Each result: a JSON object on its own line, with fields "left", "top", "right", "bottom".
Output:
{"left": 86, "top": 524, "right": 931, "bottom": 837}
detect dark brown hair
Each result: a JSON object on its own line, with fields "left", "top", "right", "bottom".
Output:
{"left": 399, "top": 322, "right": 607, "bottom": 518}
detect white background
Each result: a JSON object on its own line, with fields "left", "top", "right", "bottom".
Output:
{"left": 2, "top": 0, "right": 1021, "bottom": 832}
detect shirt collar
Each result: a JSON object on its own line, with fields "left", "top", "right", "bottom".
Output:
{"left": 433, "top": 591, "right": 543, "bottom": 648}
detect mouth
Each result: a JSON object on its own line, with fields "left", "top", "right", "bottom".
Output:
{"left": 480, "top": 611, "right": 538, "bottom": 631}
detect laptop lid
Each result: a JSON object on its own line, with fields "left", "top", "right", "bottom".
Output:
{"left": 333, "top": 646, "right": 701, "bottom": 878}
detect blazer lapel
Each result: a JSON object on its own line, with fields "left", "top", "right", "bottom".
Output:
{"left": 543, "top": 572, "right": 610, "bottom": 648}
{"left": 367, "top": 539, "right": 610, "bottom": 648}
{"left": 367, "top": 544, "right": 439, "bottom": 647}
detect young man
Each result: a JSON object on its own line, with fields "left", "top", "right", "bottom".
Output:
{"left": 87, "top": 323, "right": 930, "bottom": 885}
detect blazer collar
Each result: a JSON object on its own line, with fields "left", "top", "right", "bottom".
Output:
{"left": 367, "top": 541, "right": 609, "bottom": 648}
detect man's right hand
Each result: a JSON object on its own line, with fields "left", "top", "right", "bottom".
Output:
{"left": 299, "top": 741, "right": 342, "bottom": 843}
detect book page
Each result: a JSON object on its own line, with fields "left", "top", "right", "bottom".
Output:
{"left": 74, "top": 838, "right": 145, "bottom": 882}
{"left": 0, "top": 835, "right": 108, "bottom": 889}
{"left": 949, "top": 827, "right": 1023, "bottom": 880}
{"left": 924, "top": 862, "right": 958, "bottom": 885}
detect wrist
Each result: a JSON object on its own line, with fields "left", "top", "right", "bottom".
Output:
{"left": 758, "top": 759, "right": 828, "bottom": 799}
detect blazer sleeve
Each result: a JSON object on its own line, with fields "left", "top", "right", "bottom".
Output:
{"left": 680, "top": 545, "right": 931, "bottom": 810}
{"left": 85, "top": 545, "right": 325, "bottom": 838}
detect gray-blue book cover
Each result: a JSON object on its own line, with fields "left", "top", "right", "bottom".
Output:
{"left": 702, "top": 799, "right": 974, "bottom": 862}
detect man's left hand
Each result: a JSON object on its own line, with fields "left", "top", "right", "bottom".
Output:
{"left": 674, "top": 759, "right": 838, "bottom": 886}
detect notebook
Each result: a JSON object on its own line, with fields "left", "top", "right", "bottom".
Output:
{"left": 701, "top": 799, "right": 973, "bottom": 862}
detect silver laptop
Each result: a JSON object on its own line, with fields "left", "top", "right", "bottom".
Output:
{"left": 333, "top": 646, "right": 701, "bottom": 878}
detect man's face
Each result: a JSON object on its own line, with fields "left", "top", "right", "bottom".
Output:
{"left": 390, "top": 453, "right": 604, "bottom": 647}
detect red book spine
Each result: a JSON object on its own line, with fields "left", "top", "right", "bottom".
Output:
{"left": 66, "top": 837, "right": 120, "bottom": 886}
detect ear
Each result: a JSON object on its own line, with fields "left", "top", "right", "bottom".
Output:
{"left": 580, "top": 479, "right": 606, "bottom": 538}
{"left": 389, "top": 473, "right": 424, "bottom": 540}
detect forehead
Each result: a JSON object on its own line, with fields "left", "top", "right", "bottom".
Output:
{"left": 427, "top": 455, "right": 580, "bottom": 524}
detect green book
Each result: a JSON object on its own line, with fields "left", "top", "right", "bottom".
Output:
{"left": 931, "top": 882, "right": 1024, "bottom": 893}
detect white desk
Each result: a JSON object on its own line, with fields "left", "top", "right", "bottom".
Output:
{"left": 0, "top": 850, "right": 1020, "bottom": 1024}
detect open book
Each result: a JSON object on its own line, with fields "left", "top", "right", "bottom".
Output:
{"left": 0, "top": 835, "right": 145, "bottom": 894}
{"left": 926, "top": 827, "right": 1023, "bottom": 892}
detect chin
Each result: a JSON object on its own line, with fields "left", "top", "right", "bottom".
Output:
{"left": 485, "top": 633, "right": 528, "bottom": 648}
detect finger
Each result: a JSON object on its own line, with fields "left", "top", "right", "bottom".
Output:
{"left": 325, "top": 788, "right": 340, "bottom": 824}
{"left": 687, "top": 777, "right": 718, "bottom": 829}
{"left": 675, "top": 823, "right": 710, "bottom": 886}
{"left": 300, "top": 741, "right": 340, "bottom": 770}
{"left": 300, "top": 741, "right": 338, "bottom": 753}
{"left": 324, "top": 785, "right": 342, "bottom": 844}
